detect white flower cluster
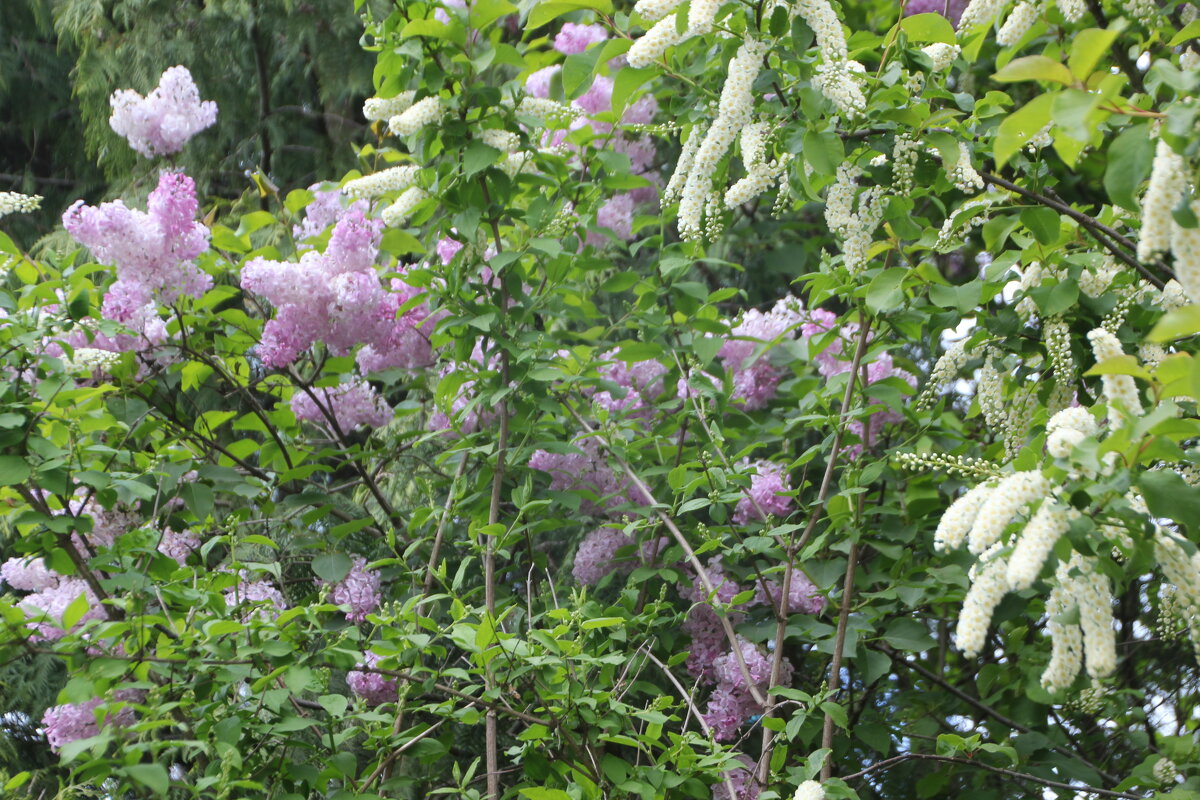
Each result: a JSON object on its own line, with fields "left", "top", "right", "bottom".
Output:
{"left": 795, "top": 0, "right": 866, "bottom": 117}
{"left": 481, "top": 129, "right": 520, "bottom": 152}
{"left": 1137, "top": 140, "right": 1190, "bottom": 262}
{"left": 934, "top": 482, "right": 995, "bottom": 551}
{"left": 725, "top": 123, "right": 791, "bottom": 207}
{"left": 627, "top": 14, "right": 687, "bottom": 68}
{"left": 996, "top": 1, "right": 1038, "bottom": 46}
{"left": 934, "top": 195, "right": 992, "bottom": 250}
{"left": 793, "top": 780, "right": 825, "bottom": 800}
{"left": 1007, "top": 500, "right": 1075, "bottom": 589}
{"left": 1003, "top": 386, "right": 1038, "bottom": 461}
{"left": 1183, "top": 49, "right": 1200, "bottom": 72}
{"left": 1025, "top": 124, "right": 1053, "bottom": 153}
{"left": 956, "top": 544, "right": 1010, "bottom": 657}
{"left": 1139, "top": 342, "right": 1167, "bottom": 372}
{"left": 664, "top": 126, "right": 703, "bottom": 206}
{"left": 1014, "top": 261, "right": 1042, "bottom": 318}
{"left": 1121, "top": 0, "right": 1157, "bottom": 22}
{"left": 1057, "top": 0, "right": 1085, "bottom": 21}
{"left": 343, "top": 165, "right": 421, "bottom": 199}
{"left": 1171, "top": 199, "right": 1200, "bottom": 305}
{"left": 514, "top": 97, "right": 581, "bottom": 124}
{"left": 1046, "top": 406, "right": 1098, "bottom": 459}
{"left": 1157, "top": 279, "right": 1190, "bottom": 311}
{"left": 918, "top": 339, "right": 970, "bottom": 409}
{"left": 968, "top": 470, "right": 1052, "bottom": 555}
{"left": 363, "top": 91, "right": 416, "bottom": 122}
{"left": 823, "top": 163, "right": 884, "bottom": 275}
{"left": 634, "top": 0, "right": 685, "bottom": 21}
{"left": 388, "top": 96, "right": 443, "bottom": 137}
{"left": 678, "top": 39, "right": 766, "bottom": 240}
{"left": 1043, "top": 317, "right": 1074, "bottom": 382}
{"left": 1055, "top": 554, "right": 1117, "bottom": 681}
{"left": 958, "top": 0, "right": 1008, "bottom": 29}
{"left": 0, "top": 191, "right": 42, "bottom": 219}
{"left": 975, "top": 356, "right": 1007, "bottom": 436}
{"left": 921, "top": 43, "right": 960, "bottom": 72}
{"left": 66, "top": 347, "right": 121, "bottom": 374}
{"left": 1078, "top": 258, "right": 1119, "bottom": 298}
{"left": 948, "top": 142, "right": 985, "bottom": 192}
{"left": 897, "top": 451, "right": 1000, "bottom": 480}
{"left": 1087, "top": 328, "right": 1143, "bottom": 423}
{"left": 1154, "top": 758, "right": 1180, "bottom": 785}
{"left": 1042, "top": 568, "right": 1084, "bottom": 691}
{"left": 380, "top": 186, "right": 429, "bottom": 227}
{"left": 688, "top": 0, "right": 720, "bottom": 34}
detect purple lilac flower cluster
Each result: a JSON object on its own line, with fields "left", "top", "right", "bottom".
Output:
{"left": 524, "top": 24, "right": 661, "bottom": 245}
{"left": 41, "top": 690, "right": 141, "bottom": 752}
{"left": 108, "top": 66, "right": 217, "bottom": 158}
{"left": 63, "top": 171, "right": 212, "bottom": 325}
{"left": 348, "top": 651, "right": 398, "bottom": 706}
{"left": 324, "top": 556, "right": 383, "bottom": 622}
{"left": 732, "top": 460, "right": 793, "bottom": 524}
{"left": 291, "top": 378, "right": 394, "bottom": 432}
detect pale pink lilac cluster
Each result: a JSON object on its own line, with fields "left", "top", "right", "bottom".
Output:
{"left": 587, "top": 350, "right": 668, "bottom": 417}
{"left": 224, "top": 574, "right": 287, "bottom": 621}
{"left": 715, "top": 298, "right": 807, "bottom": 410}
{"left": 326, "top": 556, "right": 382, "bottom": 622}
{"left": 42, "top": 691, "right": 139, "bottom": 752}
{"left": 680, "top": 558, "right": 746, "bottom": 683}
{"left": 703, "top": 638, "right": 793, "bottom": 741}
{"left": 0, "top": 557, "right": 58, "bottom": 591}
{"left": 158, "top": 528, "right": 200, "bottom": 565}
{"left": 294, "top": 185, "right": 368, "bottom": 243}
{"left": 108, "top": 66, "right": 217, "bottom": 158}
{"left": 755, "top": 573, "right": 825, "bottom": 615}
{"left": 528, "top": 437, "right": 648, "bottom": 515}
{"left": 63, "top": 171, "right": 211, "bottom": 324}
{"left": 904, "top": 0, "right": 969, "bottom": 25}
{"left": 19, "top": 578, "right": 104, "bottom": 640}
{"left": 711, "top": 755, "right": 762, "bottom": 800}
{"left": 572, "top": 527, "right": 635, "bottom": 586}
{"left": 523, "top": 30, "right": 661, "bottom": 245}
{"left": 291, "top": 379, "right": 394, "bottom": 432}
{"left": 428, "top": 339, "right": 502, "bottom": 434}
{"left": 732, "top": 460, "right": 793, "bottom": 524}
{"left": 242, "top": 210, "right": 434, "bottom": 372}
{"left": 348, "top": 651, "right": 398, "bottom": 706}
{"left": 555, "top": 23, "right": 608, "bottom": 54}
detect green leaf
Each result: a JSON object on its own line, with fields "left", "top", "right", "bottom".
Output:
{"left": 562, "top": 47, "right": 606, "bottom": 100}
{"left": 1084, "top": 355, "right": 1152, "bottom": 381}
{"left": 803, "top": 130, "right": 845, "bottom": 177}
{"left": 882, "top": 618, "right": 936, "bottom": 651}
{"left": 1169, "top": 19, "right": 1200, "bottom": 46}
{"left": 866, "top": 269, "right": 906, "bottom": 313}
{"left": 312, "top": 553, "right": 353, "bottom": 583}
{"left": 465, "top": 141, "right": 501, "bottom": 177}
{"left": 992, "top": 55, "right": 1075, "bottom": 86}
{"left": 471, "top": 0, "right": 517, "bottom": 28}
{"left": 899, "top": 13, "right": 956, "bottom": 43}
{"left": 993, "top": 92, "right": 1051, "bottom": 167}
{"left": 1105, "top": 124, "right": 1155, "bottom": 211}
{"left": 1150, "top": 305, "right": 1200, "bottom": 342}
{"left": 318, "top": 693, "right": 349, "bottom": 717}
{"left": 1138, "top": 470, "right": 1200, "bottom": 532}
{"left": 1068, "top": 27, "right": 1121, "bottom": 80}
{"left": 0, "top": 456, "right": 31, "bottom": 486}
{"left": 581, "top": 616, "right": 624, "bottom": 629}
{"left": 236, "top": 210, "right": 277, "bottom": 237}
{"left": 4, "top": 773, "right": 31, "bottom": 791}
{"left": 1020, "top": 207, "right": 1060, "bottom": 245}
{"left": 520, "top": 789, "right": 572, "bottom": 800}
{"left": 527, "top": 0, "right": 613, "bottom": 30}
{"left": 126, "top": 764, "right": 169, "bottom": 795}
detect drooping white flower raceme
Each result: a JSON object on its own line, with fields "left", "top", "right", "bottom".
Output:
{"left": 724, "top": 122, "right": 791, "bottom": 208}
{"left": 627, "top": 13, "right": 688, "bottom": 68}
{"left": 1137, "top": 140, "right": 1189, "bottom": 261}
{"left": 1170, "top": 200, "right": 1200, "bottom": 305}
{"left": 824, "top": 163, "right": 885, "bottom": 275}
{"left": 664, "top": 126, "right": 704, "bottom": 206}
{"left": 968, "top": 470, "right": 1052, "bottom": 555}
{"left": 921, "top": 43, "right": 960, "bottom": 72}
{"left": 996, "top": 1, "right": 1038, "bottom": 46}
{"left": 1046, "top": 406, "right": 1099, "bottom": 459}
{"left": 918, "top": 338, "right": 970, "bottom": 408}
{"left": 633, "top": 0, "right": 685, "bottom": 21}
{"left": 688, "top": 0, "right": 720, "bottom": 34}
{"left": 793, "top": 0, "right": 866, "bottom": 117}
{"left": 363, "top": 91, "right": 416, "bottom": 122}
{"left": 1006, "top": 499, "right": 1075, "bottom": 590}
{"left": 388, "top": 96, "right": 443, "bottom": 137}
{"left": 1072, "top": 554, "right": 1117, "bottom": 679}
{"left": 958, "top": 0, "right": 1008, "bottom": 29}
{"left": 678, "top": 39, "right": 766, "bottom": 240}
{"left": 381, "top": 186, "right": 429, "bottom": 227}
{"left": 1087, "top": 328, "right": 1143, "bottom": 423}
{"left": 956, "top": 544, "right": 1010, "bottom": 657}
{"left": 343, "top": 166, "right": 421, "bottom": 199}
{"left": 933, "top": 482, "right": 995, "bottom": 551}
{"left": 793, "top": 780, "right": 825, "bottom": 800}
{"left": 1057, "top": 0, "right": 1085, "bottom": 21}
{"left": 0, "top": 191, "right": 42, "bottom": 219}
{"left": 947, "top": 142, "right": 985, "bottom": 192}
{"left": 1042, "top": 574, "right": 1084, "bottom": 691}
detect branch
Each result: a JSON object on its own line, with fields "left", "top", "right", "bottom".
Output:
{"left": 841, "top": 752, "right": 1144, "bottom": 799}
